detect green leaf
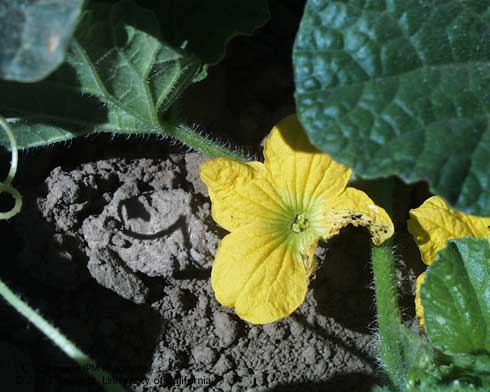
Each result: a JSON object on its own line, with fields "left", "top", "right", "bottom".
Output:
{"left": 421, "top": 237, "right": 490, "bottom": 355}
{"left": 154, "top": 0, "right": 270, "bottom": 64}
{"left": 0, "top": 0, "right": 203, "bottom": 149}
{"left": 0, "top": 0, "right": 83, "bottom": 82}
{"left": 407, "top": 352, "right": 490, "bottom": 391}
{"left": 293, "top": 0, "right": 490, "bottom": 215}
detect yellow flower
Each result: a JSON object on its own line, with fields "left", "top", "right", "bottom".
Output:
{"left": 408, "top": 195, "right": 490, "bottom": 328}
{"left": 200, "top": 114, "right": 394, "bottom": 324}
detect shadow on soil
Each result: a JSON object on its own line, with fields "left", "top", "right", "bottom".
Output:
{"left": 313, "top": 227, "right": 375, "bottom": 334}
{"left": 0, "top": 215, "right": 163, "bottom": 388}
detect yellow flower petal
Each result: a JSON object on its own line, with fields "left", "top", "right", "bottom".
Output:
{"left": 202, "top": 114, "right": 396, "bottom": 325}
{"left": 263, "top": 114, "right": 351, "bottom": 211}
{"left": 200, "top": 158, "right": 290, "bottom": 232}
{"left": 408, "top": 196, "right": 490, "bottom": 264}
{"left": 321, "top": 187, "right": 394, "bottom": 245}
{"left": 211, "top": 225, "right": 310, "bottom": 324}
{"left": 415, "top": 272, "right": 426, "bottom": 330}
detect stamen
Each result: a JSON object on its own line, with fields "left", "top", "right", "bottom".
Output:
{"left": 291, "top": 213, "right": 310, "bottom": 233}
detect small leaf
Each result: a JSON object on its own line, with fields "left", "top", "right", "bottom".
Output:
{"left": 422, "top": 237, "right": 490, "bottom": 355}
{"left": 154, "top": 0, "right": 270, "bottom": 64}
{"left": 0, "top": 0, "right": 84, "bottom": 82}
{"left": 293, "top": 0, "right": 490, "bottom": 215}
{"left": 408, "top": 352, "right": 490, "bottom": 391}
{"left": 0, "top": 0, "right": 203, "bottom": 150}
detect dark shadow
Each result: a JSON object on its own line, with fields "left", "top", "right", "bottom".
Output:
{"left": 0, "top": 197, "right": 163, "bottom": 390}
{"left": 270, "top": 372, "right": 378, "bottom": 392}
{"left": 313, "top": 226, "right": 375, "bottom": 333}
{"left": 119, "top": 197, "right": 152, "bottom": 222}
{"left": 0, "top": 266, "right": 163, "bottom": 390}
{"left": 0, "top": 61, "right": 107, "bottom": 139}
{"left": 68, "top": 281, "right": 162, "bottom": 384}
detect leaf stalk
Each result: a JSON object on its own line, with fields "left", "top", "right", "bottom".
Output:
{"left": 0, "top": 115, "right": 22, "bottom": 219}
{"left": 0, "top": 277, "right": 126, "bottom": 392}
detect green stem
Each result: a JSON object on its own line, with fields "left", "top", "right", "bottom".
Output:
{"left": 0, "top": 115, "right": 18, "bottom": 185}
{"left": 0, "top": 183, "right": 22, "bottom": 220}
{"left": 0, "top": 115, "right": 22, "bottom": 219}
{"left": 369, "top": 178, "right": 406, "bottom": 390}
{"left": 0, "top": 278, "right": 126, "bottom": 392}
{"left": 164, "top": 123, "right": 250, "bottom": 161}
{"left": 372, "top": 239, "right": 406, "bottom": 390}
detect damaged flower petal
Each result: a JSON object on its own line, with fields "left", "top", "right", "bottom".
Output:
{"left": 408, "top": 195, "right": 490, "bottom": 265}
{"left": 323, "top": 187, "right": 394, "bottom": 245}
{"left": 200, "top": 114, "right": 394, "bottom": 324}
{"left": 408, "top": 195, "right": 490, "bottom": 327}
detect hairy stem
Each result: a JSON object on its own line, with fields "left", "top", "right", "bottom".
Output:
{"left": 369, "top": 178, "right": 406, "bottom": 390}
{"left": 0, "top": 278, "right": 126, "bottom": 392}
{"left": 372, "top": 239, "right": 406, "bottom": 390}
{"left": 164, "top": 122, "right": 250, "bottom": 161}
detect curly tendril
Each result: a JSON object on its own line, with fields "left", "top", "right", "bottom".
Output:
{"left": 0, "top": 116, "right": 22, "bottom": 220}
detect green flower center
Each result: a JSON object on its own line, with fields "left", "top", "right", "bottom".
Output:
{"left": 291, "top": 213, "right": 309, "bottom": 233}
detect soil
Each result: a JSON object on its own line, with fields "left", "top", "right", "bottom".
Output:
{"left": 0, "top": 1, "right": 426, "bottom": 391}
{"left": 1, "top": 151, "right": 423, "bottom": 392}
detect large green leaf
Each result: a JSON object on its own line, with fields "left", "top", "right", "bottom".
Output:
{"left": 0, "top": 0, "right": 83, "bottom": 82}
{"left": 154, "top": 0, "right": 270, "bottom": 64}
{"left": 293, "top": 0, "right": 490, "bottom": 215}
{"left": 0, "top": 0, "right": 203, "bottom": 149}
{"left": 422, "top": 237, "right": 490, "bottom": 355}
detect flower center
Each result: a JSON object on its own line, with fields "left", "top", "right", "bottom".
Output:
{"left": 291, "top": 213, "right": 309, "bottom": 233}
